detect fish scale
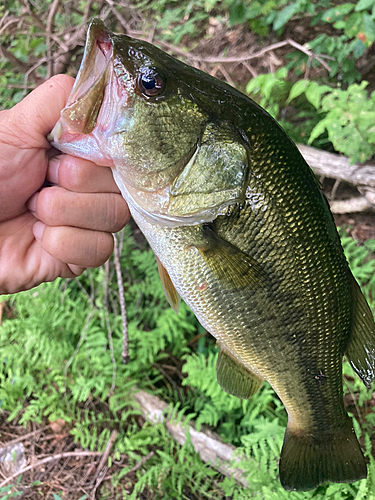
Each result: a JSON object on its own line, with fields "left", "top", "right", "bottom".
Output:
{"left": 49, "top": 19, "right": 375, "bottom": 491}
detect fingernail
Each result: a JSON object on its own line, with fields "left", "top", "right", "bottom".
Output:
{"left": 48, "top": 156, "right": 61, "bottom": 184}
{"left": 27, "top": 193, "right": 38, "bottom": 213}
{"left": 33, "top": 221, "right": 46, "bottom": 241}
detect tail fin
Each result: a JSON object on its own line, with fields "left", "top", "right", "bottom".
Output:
{"left": 279, "top": 420, "right": 367, "bottom": 491}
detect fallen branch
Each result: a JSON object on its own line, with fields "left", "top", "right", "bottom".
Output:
{"left": 133, "top": 390, "right": 250, "bottom": 488}
{"left": 297, "top": 144, "right": 375, "bottom": 213}
{"left": 298, "top": 145, "right": 375, "bottom": 189}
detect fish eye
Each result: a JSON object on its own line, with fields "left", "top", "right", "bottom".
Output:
{"left": 138, "top": 69, "right": 164, "bottom": 97}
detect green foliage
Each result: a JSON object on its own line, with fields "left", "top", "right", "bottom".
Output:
{"left": 247, "top": 74, "right": 375, "bottom": 163}
{"left": 1, "top": 228, "right": 375, "bottom": 497}
{"left": 289, "top": 80, "right": 375, "bottom": 163}
{"left": 0, "top": 67, "right": 26, "bottom": 110}
{"left": 2, "top": 1, "right": 375, "bottom": 497}
{"left": 339, "top": 231, "right": 375, "bottom": 306}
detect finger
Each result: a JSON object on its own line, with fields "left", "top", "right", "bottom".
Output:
{"left": 7, "top": 75, "right": 75, "bottom": 148}
{"left": 28, "top": 186, "right": 130, "bottom": 233}
{"left": 33, "top": 222, "right": 114, "bottom": 268}
{"left": 47, "top": 155, "right": 120, "bottom": 193}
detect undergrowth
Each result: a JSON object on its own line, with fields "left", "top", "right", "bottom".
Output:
{"left": 1, "top": 227, "right": 375, "bottom": 499}
{"left": 1, "top": 1, "right": 375, "bottom": 498}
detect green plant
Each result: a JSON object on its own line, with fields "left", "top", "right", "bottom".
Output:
{"left": 247, "top": 73, "right": 375, "bottom": 163}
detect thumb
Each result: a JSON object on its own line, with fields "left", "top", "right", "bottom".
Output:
{"left": 5, "top": 74, "right": 75, "bottom": 148}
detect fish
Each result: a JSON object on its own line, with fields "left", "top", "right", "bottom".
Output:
{"left": 49, "top": 19, "right": 375, "bottom": 491}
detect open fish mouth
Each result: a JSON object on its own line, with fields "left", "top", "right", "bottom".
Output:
{"left": 48, "top": 19, "right": 132, "bottom": 165}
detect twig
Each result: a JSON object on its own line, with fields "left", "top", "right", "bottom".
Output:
{"left": 104, "top": 307, "right": 117, "bottom": 397}
{"left": 90, "top": 430, "right": 118, "bottom": 497}
{"left": 92, "top": 430, "right": 118, "bottom": 483}
{"left": 46, "top": 0, "right": 61, "bottom": 79}
{"left": 243, "top": 61, "right": 258, "bottom": 79}
{"left": 0, "top": 427, "right": 49, "bottom": 448}
{"left": 102, "top": 255, "right": 117, "bottom": 397}
{"left": 0, "top": 84, "right": 37, "bottom": 90}
{"left": 217, "top": 64, "right": 235, "bottom": 88}
{"left": 127, "top": 451, "right": 154, "bottom": 474}
{"left": 330, "top": 178, "right": 341, "bottom": 201}
{"left": 0, "top": 301, "right": 4, "bottom": 326}
{"left": 169, "top": 38, "right": 333, "bottom": 73}
{"left": 104, "top": 0, "right": 129, "bottom": 31}
{"left": 0, "top": 18, "right": 19, "bottom": 36}
{"left": 0, "top": 10, "right": 9, "bottom": 30}
{"left": 113, "top": 233, "right": 129, "bottom": 364}
{"left": 0, "top": 451, "right": 104, "bottom": 488}
{"left": 148, "top": 23, "right": 156, "bottom": 44}
{"left": 153, "top": 363, "right": 183, "bottom": 404}
{"left": 74, "top": 277, "right": 97, "bottom": 310}
{"left": 0, "top": 46, "right": 29, "bottom": 73}
{"left": 22, "top": 57, "right": 47, "bottom": 98}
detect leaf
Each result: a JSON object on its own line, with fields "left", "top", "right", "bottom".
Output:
{"left": 355, "top": 0, "right": 375, "bottom": 12}
{"left": 287, "top": 79, "right": 310, "bottom": 103}
{"left": 308, "top": 120, "right": 328, "bottom": 144}
{"left": 364, "top": 13, "right": 375, "bottom": 41}
{"left": 322, "top": 3, "right": 355, "bottom": 22}
{"left": 305, "top": 83, "right": 331, "bottom": 109}
{"left": 273, "top": 3, "right": 300, "bottom": 31}
{"left": 352, "top": 38, "right": 367, "bottom": 58}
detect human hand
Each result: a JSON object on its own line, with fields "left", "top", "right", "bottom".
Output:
{"left": 0, "top": 74, "right": 130, "bottom": 295}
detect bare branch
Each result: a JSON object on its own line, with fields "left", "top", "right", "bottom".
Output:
{"left": 0, "top": 427, "right": 49, "bottom": 447}
{"left": 127, "top": 451, "right": 154, "bottom": 474}
{"left": 90, "top": 430, "right": 118, "bottom": 496}
{"left": 113, "top": 233, "right": 129, "bottom": 364}
{"left": 104, "top": 0, "right": 129, "bottom": 31}
{"left": 0, "top": 451, "right": 104, "bottom": 489}
{"left": 46, "top": 0, "right": 61, "bottom": 79}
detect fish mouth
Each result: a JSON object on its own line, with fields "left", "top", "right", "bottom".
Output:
{"left": 48, "top": 19, "right": 129, "bottom": 160}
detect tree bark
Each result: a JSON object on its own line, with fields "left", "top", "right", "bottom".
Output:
{"left": 297, "top": 145, "right": 375, "bottom": 214}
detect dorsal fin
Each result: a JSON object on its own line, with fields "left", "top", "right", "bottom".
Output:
{"left": 345, "top": 277, "right": 375, "bottom": 388}
{"left": 155, "top": 255, "right": 180, "bottom": 313}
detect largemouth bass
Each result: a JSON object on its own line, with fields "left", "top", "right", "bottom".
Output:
{"left": 49, "top": 19, "right": 375, "bottom": 491}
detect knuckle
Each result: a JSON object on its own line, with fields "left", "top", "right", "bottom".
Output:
{"left": 37, "top": 187, "right": 64, "bottom": 224}
{"left": 105, "top": 195, "right": 130, "bottom": 232}
{"left": 59, "top": 156, "right": 85, "bottom": 192}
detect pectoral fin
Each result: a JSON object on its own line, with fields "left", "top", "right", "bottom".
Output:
{"left": 217, "top": 348, "right": 264, "bottom": 399}
{"left": 156, "top": 256, "right": 180, "bottom": 313}
{"left": 196, "top": 225, "right": 269, "bottom": 290}
{"left": 345, "top": 277, "right": 375, "bottom": 388}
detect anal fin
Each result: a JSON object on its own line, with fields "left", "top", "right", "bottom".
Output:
{"left": 156, "top": 256, "right": 180, "bottom": 313}
{"left": 345, "top": 278, "right": 375, "bottom": 388}
{"left": 216, "top": 348, "right": 264, "bottom": 399}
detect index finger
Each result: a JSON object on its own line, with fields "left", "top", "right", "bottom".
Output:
{"left": 47, "top": 155, "right": 121, "bottom": 194}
